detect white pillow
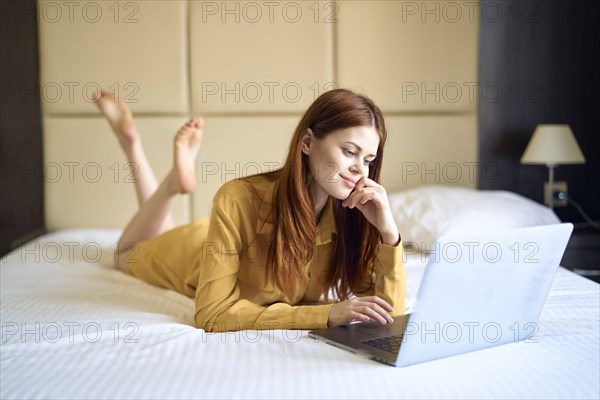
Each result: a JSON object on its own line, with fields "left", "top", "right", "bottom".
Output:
{"left": 388, "top": 185, "right": 560, "bottom": 252}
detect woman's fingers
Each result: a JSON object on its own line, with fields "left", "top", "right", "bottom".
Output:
{"left": 350, "top": 298, "right": 394, "bottom": 324}
{"left": 328, "top": 296, "right": 396, "bottom": 327}
{"left": 357, "top": 305, "right": 388, "bottom": 324}
{"left": 358, "top": 302, "right": 394, "bottom": 323}
{"left": 342, "top": 177, "right": 386, "bottom": 209}
{"left": 348, "top": 311, "right": 371, "bottom": 323}
{"left": 342, "top": 177, "right": 367, "bottom": 206}
{"left": 343, "top": 187, "right": 379, "bottom": 208}
{"left": 361, "top": 295, "right": 394, "bottom": 313}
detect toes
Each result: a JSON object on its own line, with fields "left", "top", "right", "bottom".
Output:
{"left": 93, "top": 89, "right": 114, "bottom": 103}
{"left": 192, "top": 117, "right": 204, "bottom": 128}
{"left": 183, "top": 118, "right": 203, "bottom": 130}
{"left": 177, "top": 126, "right": 193, "bottom": 139}
{"left": 178, "top": 118, "right": 204, "bottom": 140}
{"left": 177, "top": 127, "right": 189, "bottom": 136}
{"left": 92, "top": 90, "right": 107, "bottom": 103}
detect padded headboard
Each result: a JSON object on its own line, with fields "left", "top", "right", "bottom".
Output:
{"left": 37, "top": 0, "right": 478, "bottom": 229}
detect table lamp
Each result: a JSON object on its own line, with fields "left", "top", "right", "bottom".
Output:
{"left": 520, "top": 124, "right": 586, "bottom": 209}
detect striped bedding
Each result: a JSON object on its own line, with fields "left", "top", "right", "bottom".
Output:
{"left": 1, "top": 229, "right": 599, "bottom": 399}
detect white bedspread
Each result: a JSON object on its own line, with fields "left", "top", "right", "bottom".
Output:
{"left": 1, "top": 229, "right": 599, "bottom": 399}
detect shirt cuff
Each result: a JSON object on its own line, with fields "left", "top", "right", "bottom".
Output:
{"left": 293, "top": 303, "right": 333, "bottom": 330}
{"left": 376, "top": 238, "right": 404, "bottom": 274}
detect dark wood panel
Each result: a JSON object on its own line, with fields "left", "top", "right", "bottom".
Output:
{"left": 560, "top": 228, "right": 600, "bottom": 283}
{"left": 0, "top": 0, "right": 45, "bottom": 256}
{"left": 478, "top": 0, "right": 600, "bottom": 225}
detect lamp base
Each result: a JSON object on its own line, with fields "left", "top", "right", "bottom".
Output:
{"left": 544, "top": 181, "right": 568, "bottom": 207}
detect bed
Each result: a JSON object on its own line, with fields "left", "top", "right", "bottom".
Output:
{"left": 1, "top": 186, "right": 599, "bottom": 399}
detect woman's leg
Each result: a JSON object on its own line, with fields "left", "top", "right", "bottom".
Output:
{"left": 93, "top": 90, "right": 162, "bottom": 208}
{"left": 93, "top": 90, "right": 204, "bottom": 272}
{"left": 114, "top": 118, "right": 204, "bottom": 273}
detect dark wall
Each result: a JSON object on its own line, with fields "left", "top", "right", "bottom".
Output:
{"left": 478, "top": 0, "right": 599, "bottom": 224}
{"left": 0, "top": 0, "right": 45, "bottom": 257}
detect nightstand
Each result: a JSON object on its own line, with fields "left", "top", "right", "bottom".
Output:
{"left": 560, "top": 227, "right": 600, "bottom": 283}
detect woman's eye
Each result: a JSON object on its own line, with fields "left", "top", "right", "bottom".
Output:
{"left": 343, "top": 149, "right": 355, "bottom": 157}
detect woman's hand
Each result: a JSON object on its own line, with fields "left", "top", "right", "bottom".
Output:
{"left": 328, "top": 296, "right": 395, "bottom": 327}
{"left": 341, "top": 177, "right": 400, "bottom": 246}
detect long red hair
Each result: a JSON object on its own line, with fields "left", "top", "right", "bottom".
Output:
{"left": 255, "top": 89, "right": 388, "bottom": 300}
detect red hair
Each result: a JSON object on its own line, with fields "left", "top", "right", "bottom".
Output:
{"left": 257, "top": 89, "right": 387, "bottom": 299}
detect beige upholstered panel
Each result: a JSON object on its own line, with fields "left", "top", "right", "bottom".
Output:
{"left": 37, "top": 0, "right": 480, "bottom": 229}
{"left": 337, "top": 0, "right": 479, "bottom": 112}
{"left": 192, "top": 116, "right": 299, "bottom": 219}
{"left": 190, "top": 114, "right": 477, "bottom": 218}
{"left": 189, "top": 1, "right": 334, "bottom": 114}
{"left": 37, "top": 0, "right": 188, "bottom": 114}
{"left": 43, "top": 117, "right": 190, "bottom": 230}
{"left": 381, "top": 115, "right": 478, "bottom": 191}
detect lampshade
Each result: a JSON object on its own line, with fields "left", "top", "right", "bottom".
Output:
{"left": 520, "top": 124, "right": 586, "bottom": 166}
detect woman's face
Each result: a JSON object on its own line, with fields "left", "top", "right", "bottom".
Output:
{"left": 302, "top": 125, "right": 380, "bottom": 202}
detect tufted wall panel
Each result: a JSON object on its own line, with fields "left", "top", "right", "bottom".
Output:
{"left": 37, "top": 0, "right": 479, "bottom": 228}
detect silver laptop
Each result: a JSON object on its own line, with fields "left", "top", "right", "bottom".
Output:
{"left": 308, "top": 223, "right": 573, "bottom": 367}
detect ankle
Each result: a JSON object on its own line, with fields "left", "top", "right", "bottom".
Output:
{"left": 165, "top": 169, "right": 182, "bottom": 196}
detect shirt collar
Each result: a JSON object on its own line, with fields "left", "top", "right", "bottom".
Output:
{"left": 315, "top": 196, "right": 337, "bottom": 245}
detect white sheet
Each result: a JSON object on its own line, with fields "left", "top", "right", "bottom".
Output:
{"left": 1, "top": 229, "right": 599, "bottom": 399}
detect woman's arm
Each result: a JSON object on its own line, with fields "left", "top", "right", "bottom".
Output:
{"left": 328, "top": 238, "right": 407, "bottom": 327}
{"left": 337, "top": 176, "right": 408, "bottom": 317}
{"left": 370, "top": 237, "right": 407, "bottom": 314}
{"left": 194, "top": 184, "right": 333, "bottom": 332}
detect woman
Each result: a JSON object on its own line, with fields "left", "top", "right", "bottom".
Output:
{"left": 94, "top": 88, "right": 406, "bottom": 332}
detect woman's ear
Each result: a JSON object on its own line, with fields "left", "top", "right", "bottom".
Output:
{"left": 301, "top": 128, "right": 313, "bottom": 156}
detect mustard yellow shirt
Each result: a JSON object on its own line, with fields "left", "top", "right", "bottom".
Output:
{"left": 194, "top": 174, "right": 406, "bottom": 332}
{"left": 129, "top": 174, "right": 406, "bottom": 332}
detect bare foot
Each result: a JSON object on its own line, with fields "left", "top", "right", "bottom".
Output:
{"left": 171, "top": 118, "right": 204, "bottom": 194}
{"left": 92, "top": 89, "right": 138, "bottom": 150}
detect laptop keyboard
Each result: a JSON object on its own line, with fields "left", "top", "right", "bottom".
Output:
{"left": 361, "top": 335, "right": 404, "bottom": 354}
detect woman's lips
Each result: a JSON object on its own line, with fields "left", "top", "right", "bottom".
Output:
{"left": 340, "top": 175, "right": 356, "bottom": 188}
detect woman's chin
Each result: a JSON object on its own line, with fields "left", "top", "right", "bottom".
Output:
{"left": 328, "top": 188, "right": 353, "bottom": 201}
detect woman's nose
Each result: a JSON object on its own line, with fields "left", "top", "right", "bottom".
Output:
{"left": 349, "top": 161, "right": 367, "bottom": 177}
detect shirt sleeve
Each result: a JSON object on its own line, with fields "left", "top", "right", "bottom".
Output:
{"left": 194, "top": 185, "right": 333, "bottom": 332}
{"left": 353, "top": 237, "right": 407, "bottom": 316}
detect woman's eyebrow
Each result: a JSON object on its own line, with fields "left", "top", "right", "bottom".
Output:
{"left": 344, "top": 141, "right": 377, "bottom": 158}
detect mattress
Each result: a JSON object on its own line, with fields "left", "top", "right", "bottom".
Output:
{"left": 1, "top": 228, "right": 599, "bottom": 399}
